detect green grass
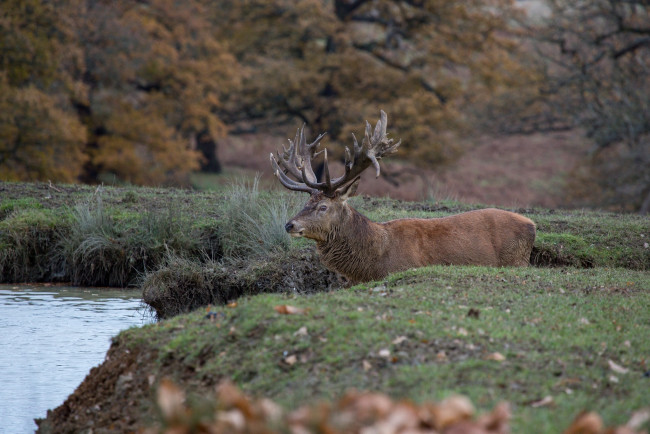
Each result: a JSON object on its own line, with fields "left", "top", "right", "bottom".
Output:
{"left": 118, "top": 265, "right": 649, "bottom": 432}
{"left": 216, "top": 176, "right": 304, "bottom": 259}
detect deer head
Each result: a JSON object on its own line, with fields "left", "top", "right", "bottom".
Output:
{"left": 270, "top": 111, "right": 401, "bottom": 241}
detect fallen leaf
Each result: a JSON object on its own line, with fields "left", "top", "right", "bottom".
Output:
{"left": 608, "top": 359, "right": 629, "bottom": 374}
{"left": 627, "top": 408, "right": 650, "bottom": 430}
{"left": 227, "top": 301, "right": 238, "bottom": 308}
{"left": 457, "top": 327, "right": 468, "bottom": 336}
{"left": 476, "top": 402, "right": 511, "bottom": 432}
{"left": 579, "top": 317, "right": 590, "bottom": 325}
{"left": 436, "top": 350, "right": 447, "bottom": 361}
{"left": 530, "top": 396, "right": 554, "bottom": 408}
{"left": 157, "top": 378, "right": 185, "bottom": 420}
{"left": 294, "top": 326, "right": 308, "bottom": 336}
{"left": 274, "top": 305, "right": 306, "bottom": 315}
{"left": 392, "top": 336, "right": 407, "bottom": 345}
{"left": 284, "top": 355, "right": 297, "bottom": 365}
{"left": 564, "top": 411, "right": 603, "bottom": 434}
{"left": 486, "top": 352, "right": 506, "bottom": 362}
{"left": 431, "top": 395, "right": 475, "bottom": 429}
{"left": 608, "top": 375, "right": 619, "bottom": 383}
{"left": 378, "top": 349, "right": 391, "bottom": 358}
{"left": 259, "top": 398, "right": 283, "bottom": 423}
{"left": 216, "top": 409, "right": 245, "bottom": 430}
{"left": 362, "top": 360, "right": 372, "bottom": 371}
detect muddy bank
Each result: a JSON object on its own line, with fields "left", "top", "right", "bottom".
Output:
{"left": 142, "top": 247, "right": 341, "bottom": 319}
{"left": 0, "top": 182, "right": 222, "bottom": 286}
{"left": 35, "top": 339, "right": 157, "bottom": 433}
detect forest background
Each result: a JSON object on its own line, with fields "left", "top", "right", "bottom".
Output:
{"left": 1, "top": 0, "right": 648, "bottom": 213}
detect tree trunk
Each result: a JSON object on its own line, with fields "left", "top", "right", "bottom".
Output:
{"left": 196, "top": 131, "right": 221, "bottom": 173}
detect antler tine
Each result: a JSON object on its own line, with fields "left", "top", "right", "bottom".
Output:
{"left": 271, "top": 124, "right": 330, "bottom": 194}
{"left": 274, "top": 127, "right": 303, "bottom": 180}
{"left": 298, "top": 129, "right": 326, "bottom": 185}
{"left": 323, "top": 148, "right": 331, "bottom": 189}
{"left": 270, "top": 153, "right": 316, "bottom": 194}
{"left": 328, "top": 110, "right": 401, "bottom": 191}
{"left": 270, "top": 111, "right": 400, "bottom": 196}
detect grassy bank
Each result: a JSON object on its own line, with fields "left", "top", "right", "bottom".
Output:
{"left": 38, "top": 265, "right": 649, "bottom": 432}
{"left": 1, "top": 182, "right": 648, "bottom": 290}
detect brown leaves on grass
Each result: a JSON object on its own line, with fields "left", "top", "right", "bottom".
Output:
{"left": 563, "top": 409, "right": 650, "bottom": 434}
{"left": 152, "top": 379, "right": 648, "bottom": 434}
{"left": 274, "top": 305, "right": 307, "bottom": 315}
{"left": 153, "top": 380, "right": 512, "bottom": 433}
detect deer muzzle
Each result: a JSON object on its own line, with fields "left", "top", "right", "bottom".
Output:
{"left": 285, "top": 221, "right": 305, "bottom": 237}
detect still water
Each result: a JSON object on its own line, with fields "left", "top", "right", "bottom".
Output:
{"left": 0, "top": 284, "right": 150, "bottom": 433}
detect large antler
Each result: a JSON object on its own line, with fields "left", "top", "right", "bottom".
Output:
{"left": 270, "top": 110, "right": 401, "bottom": 197}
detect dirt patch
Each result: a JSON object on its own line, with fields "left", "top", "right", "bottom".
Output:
{"left": 530, "top": 245, "right": 595, "bottom": 268}
{"left": 35, "top": 340, "right": 157, "bottom": 433}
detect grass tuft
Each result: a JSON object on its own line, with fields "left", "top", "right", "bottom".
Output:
{"left": 218, "top": 177, "right": 303, "bottom": 260}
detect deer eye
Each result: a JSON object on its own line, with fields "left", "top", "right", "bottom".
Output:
{"left": 318, "top": 205, "right": 328, "bottom": 212}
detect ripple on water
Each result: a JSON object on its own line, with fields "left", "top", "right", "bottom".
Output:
{"left": 0, "top": 285, "right": 150, "bottom": 434}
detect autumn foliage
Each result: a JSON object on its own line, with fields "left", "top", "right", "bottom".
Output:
{"left": 1, "top": 0, "right": 239, "bottom": 185}
{"left": 3, "top": 0, "right": 646, "bottom": 212}
{"left": 1, "top": 0, "right": 530, "bottom": 185}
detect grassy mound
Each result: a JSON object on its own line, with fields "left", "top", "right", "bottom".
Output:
{"left": 37, "top": 265, "right": 649, "bottom": 432}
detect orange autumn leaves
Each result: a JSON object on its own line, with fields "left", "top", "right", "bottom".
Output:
{"left": 274, "top": 304, "right": 308, "bottom": 315}
{"left": 153, "top": 379, "right": 512, "bottom": 434}
{"left": 152, "top": 379, "right": 649, "bottom": 434}
{"left": 2, "top": 0, "right": 534, "bottom": 184}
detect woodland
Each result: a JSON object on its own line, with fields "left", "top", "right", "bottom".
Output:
{"left": 1, "top": 0, "right": 649, "bottom": 212}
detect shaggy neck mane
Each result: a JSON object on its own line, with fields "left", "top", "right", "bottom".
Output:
{"left": 316, "top": 206, "right": 386, "bottom": 283}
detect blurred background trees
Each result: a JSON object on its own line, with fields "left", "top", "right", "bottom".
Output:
{"left": 535, "top": 0, "right": 650, "bottom": 213}
{"left": 0, "top": 0, "right": 648, "bottom": 212}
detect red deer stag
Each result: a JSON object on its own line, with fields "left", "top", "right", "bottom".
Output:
{"left": 270, "top": 111, "right": 536, "bottom": 285}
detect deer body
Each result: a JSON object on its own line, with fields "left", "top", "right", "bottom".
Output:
{"left": 271, "top": 111, "right": 536, "bottom": 284}
{"left": 288, "top": 194, "right": 535, "bottom": 284}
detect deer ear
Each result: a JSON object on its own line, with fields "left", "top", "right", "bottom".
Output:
{"left": 337, "top": 177, "right": 361, "bottom": 202}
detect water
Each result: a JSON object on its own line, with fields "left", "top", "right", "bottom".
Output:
{"left": 0, "top": 284, "right": 150, "bottom": 433}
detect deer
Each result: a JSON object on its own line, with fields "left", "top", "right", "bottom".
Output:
{"left": 270, "top": 111, "right": 536, "bottom": 285}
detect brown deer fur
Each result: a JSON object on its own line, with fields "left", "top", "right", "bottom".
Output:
{"left": 285, "top": 185, "right": 536, "bottom": 285}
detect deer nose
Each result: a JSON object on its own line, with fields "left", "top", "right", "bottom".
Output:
{"left": 285, "top": 222, "right": 294, "bottom": 232}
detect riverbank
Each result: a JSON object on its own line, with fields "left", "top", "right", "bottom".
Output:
{"left": 2, "top": 181, "right": 648, "bottom": 432}
{"left": 38, "top": 266, "right": 650, "bottom": 432}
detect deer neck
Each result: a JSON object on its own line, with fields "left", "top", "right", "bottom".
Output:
{"left": 316, "top": 206, "right": 387, "bottom": 282}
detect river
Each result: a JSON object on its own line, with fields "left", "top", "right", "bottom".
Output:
{"left": 0, "top": 284, "right": 150, "bottom": 433}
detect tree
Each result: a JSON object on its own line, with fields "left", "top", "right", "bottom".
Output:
{"left": 1, "top": 0, "right": 241, "bottom": 185}
{"left": 212, "top": 0, "right": 530, "bottom": 169}
{"left": 0, "top": 78, "right": 87, "bottom": 182}
{"left": 66, "top": 0, "right": 241, "bottom": 184}
{"left": 0, "top": 0, "right": 86, "bottom": 181}
{"left": 524, "top": 1, "right": 650, "bottom": 212}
